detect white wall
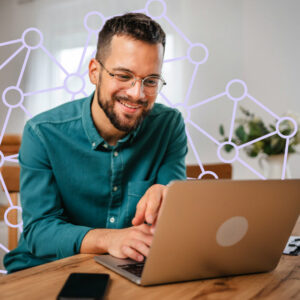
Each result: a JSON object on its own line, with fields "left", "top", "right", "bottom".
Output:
{"left": 0, "top": 0, "right": 299, "bottom": 179}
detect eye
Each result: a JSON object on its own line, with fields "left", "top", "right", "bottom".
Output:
{"left": 144, "top": 77, "right": 159, "bottom": 87}
{"left": 115, "top": 73, "right": 132, "bottom": 82}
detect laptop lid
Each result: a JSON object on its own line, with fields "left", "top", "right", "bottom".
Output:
{"left": 95, "top": 179, "right": 300, "bottom": 286}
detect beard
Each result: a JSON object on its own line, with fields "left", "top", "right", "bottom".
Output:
{"left": 97, "top": 84, "right": 152, "bottom": 133}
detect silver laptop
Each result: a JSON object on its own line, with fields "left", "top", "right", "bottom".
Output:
{"left": 94, "top": 179, "right": 300, "bottom": 286}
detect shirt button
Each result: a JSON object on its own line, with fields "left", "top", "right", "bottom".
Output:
{"left": 103, "top": 144, "right": 108, "bottom": 148}
{"left": 113, "top": 186, "right": 118, "bottom": 192}
{"left": 92, "top": 142, "right": 96, "bottom": 147}
{"left": 110, "top": 217, "right": 115, "bottom": 223}
{"left": 114, "top": 151, "right": 119, "bottom": 157}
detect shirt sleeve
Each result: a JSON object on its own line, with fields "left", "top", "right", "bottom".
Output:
{"left": 156, "top": 111, "right": 188, "bottom": 185}
{"left": 19, "top": 121, "right": 93, "bottom": 259}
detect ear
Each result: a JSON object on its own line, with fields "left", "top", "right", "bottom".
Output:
{"left": 88, "top": 58, "right": 100, "bottom": 85}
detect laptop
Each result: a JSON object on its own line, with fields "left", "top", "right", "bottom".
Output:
{"left": 94, "top": 179, "right": 300, "bottom": 286}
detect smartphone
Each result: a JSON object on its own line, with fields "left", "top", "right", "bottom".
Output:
{"left": 57, "top": 273, "right": 110, "bottom": 300}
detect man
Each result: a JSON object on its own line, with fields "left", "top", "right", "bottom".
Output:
{"left": 4, "top": 13, "right": 187, "bottom": 273}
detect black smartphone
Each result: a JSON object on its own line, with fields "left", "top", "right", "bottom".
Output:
{"left": 57, "top": 273, "right": 110, "bottom": 300}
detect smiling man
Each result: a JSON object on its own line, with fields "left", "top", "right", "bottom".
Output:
{"left": 4, "top": 13, "right": 187, "bottom": 273}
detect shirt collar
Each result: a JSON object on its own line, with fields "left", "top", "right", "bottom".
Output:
{"left": 82, "top": 91, "right": 141, "bottom": 150}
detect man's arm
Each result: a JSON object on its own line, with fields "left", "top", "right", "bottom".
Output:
{"left": 80, "top": 224, "right": 153, "bottom": 262}
{"left": 19, "top": 122, "right": 93, "bottom": 259}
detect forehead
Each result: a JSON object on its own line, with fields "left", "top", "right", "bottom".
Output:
{"left": 105, "top": 35, "right": 164, "bottom": 76}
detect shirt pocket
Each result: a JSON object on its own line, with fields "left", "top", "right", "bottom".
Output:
{"left": 126, "top": 177, "right": 156, "bottom": 226}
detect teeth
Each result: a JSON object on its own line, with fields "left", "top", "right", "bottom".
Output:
{"left": 120, "top": 101, "right": 140, "bottom": 109}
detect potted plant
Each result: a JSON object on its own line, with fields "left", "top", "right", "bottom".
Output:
{"left": 219, "top": 107, "right": 300, "bottom": 178}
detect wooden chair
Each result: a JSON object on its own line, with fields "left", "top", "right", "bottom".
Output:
{"left": 0, "top": 134, "right": 21, "bottom": 250}
{"left": 0, "top": 166, "right": 20, "bottom": 250}
{"left": 186, "top": 163, "right": 232, "bottom": 179}
{"left": 0, "top": 135, "right": 21, "bottom": 156}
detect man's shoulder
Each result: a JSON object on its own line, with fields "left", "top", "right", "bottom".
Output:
{"left": 27, "top": 97, "right": 87, "bottom": 128}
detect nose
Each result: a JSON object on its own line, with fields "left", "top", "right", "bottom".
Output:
{"left": 126, "top": 79, "right": 145, "bottom": 100}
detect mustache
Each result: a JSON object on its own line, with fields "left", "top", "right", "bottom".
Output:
{"left": 114, "top": 95, "right": 148, "bottom": 107}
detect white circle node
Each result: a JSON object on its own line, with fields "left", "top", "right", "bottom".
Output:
{"left": 187, "top": 43, "right": 209, "bottom": 65}
{"left": 84, "top": 11, "right": 105, "bottom": 33}
{"left": 64, "top": 73, "right": 86, "bottom": 94}
{"left": 217, "top": 142, "right": 239, "bottom": 163}
{"left": 216, "top": 216, "right": 248, "bottom": 247}
{"left": 2, "top": 86, "right": 24, "bottom": 108}
{"left": 145, "top": 0, "right": 167, "bottom": 19}
{"left": 198, "top": 171, "right": 218, "bottom": 179}
{"left": 0, "top": 151, "right": 4, "bottom": 167}
{"left": 21, "top": 27, "right": 43, "bottom": 50}
{"left": 4, "top": 206, "right": 23, "bottom": 228}
{"left": 276, "top": 117, "right": 298, "bottom": 139}
{"left": 226, "top": 79, "right": 248, "bottom": 102}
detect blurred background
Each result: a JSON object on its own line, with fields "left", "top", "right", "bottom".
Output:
{"left": 0, "top": 0, "right": 300, "bottom": 266}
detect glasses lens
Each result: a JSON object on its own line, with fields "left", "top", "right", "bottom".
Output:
{"left": 143, "top": 77, "right": 164, "bottom": 96}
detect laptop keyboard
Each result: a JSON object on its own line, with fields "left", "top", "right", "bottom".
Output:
{"left": 118, "top": 262, "right": 145, "bottom": 277}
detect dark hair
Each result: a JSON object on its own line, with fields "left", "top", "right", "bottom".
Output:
{"left": 96, "top": 13, "right": 166, "bottom": 62}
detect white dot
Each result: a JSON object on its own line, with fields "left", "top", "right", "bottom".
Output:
{"left": 114, "top": 151, "right": 118, "bottom": 157}
{"left": 109, "top": 217, "right": 115, "bottom": 223}
{"left": 103, "top": 144, "right": 108, "bottom": 148}
{"left": 113, "top": 186, "right": 118, "bottom": 192}
{"left": 216, "top": 216, "right": 248, "bottom": 247}
{"left": 92, "top": 142, "right": 96, "bottom": 147}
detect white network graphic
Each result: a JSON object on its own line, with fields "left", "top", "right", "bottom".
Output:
{"left": 0, "top": 0, "right": 297, "bottom": 274}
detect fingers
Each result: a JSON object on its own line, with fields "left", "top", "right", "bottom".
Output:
{"left": 132, "top": 184, "right": 167, "bottom": 226}
{"left": 121, "top": 228, "right": 153, "bottom": 262}
{"left": 132, "top": 195, "right": 147, "bottom": 226}
{"left": 144, "top": 184, "right": 167, "bottom": 225}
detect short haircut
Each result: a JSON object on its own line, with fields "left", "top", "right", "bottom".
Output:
{"left": 96, "top": 13, "right": 166, "bottom": 62}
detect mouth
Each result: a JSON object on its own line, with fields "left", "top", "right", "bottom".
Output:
{"left": 116, "top": 98, "right": 146, "bottom": 114}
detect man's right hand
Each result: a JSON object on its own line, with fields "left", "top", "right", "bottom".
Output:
{"left": 80, "top": 224, "right": 153, "bottom": 262}
{"left": 105, "top": 224, "right": 153, "bottom": 262}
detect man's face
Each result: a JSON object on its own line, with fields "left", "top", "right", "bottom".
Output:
{"left": 96, "top": 35, "right": 164, "bottom": 133}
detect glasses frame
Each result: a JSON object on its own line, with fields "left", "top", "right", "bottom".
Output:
{"left": 96, "top": 59, "right": 166, "bottom": 96}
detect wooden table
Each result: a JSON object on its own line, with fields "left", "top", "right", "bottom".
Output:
{"left": 1, "top": 217, "right": 299, "bottom": 300}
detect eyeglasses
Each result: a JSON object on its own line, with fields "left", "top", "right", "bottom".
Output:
{"left": 97, "top": 59, "right": 166, "bottom": 96}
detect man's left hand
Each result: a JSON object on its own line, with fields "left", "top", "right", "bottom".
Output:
{"left": 132, "top": 184, "right": 167, "bottom": 233}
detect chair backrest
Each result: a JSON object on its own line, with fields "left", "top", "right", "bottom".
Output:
{"left": 0, "top": 165, "right": 20, "bottom": 192}
{"left": 186, "top": 163, "right": 232, "bottom": 179}
{"left": 0, "top": 134, "right": 21, "bottom": 156}
{"left": 0, "top": 135, "right": 21, "bottom": 251}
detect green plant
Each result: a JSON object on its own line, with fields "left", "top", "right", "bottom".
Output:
{"left": 219, "top": 107, "right": 300, "bottom": 157}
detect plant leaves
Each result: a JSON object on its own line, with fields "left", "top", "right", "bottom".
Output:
{"left": 219, "top": 124, "right": 225, "bottom": 136}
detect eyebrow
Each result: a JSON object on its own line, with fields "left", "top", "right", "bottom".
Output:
{"left": 112, "top": 66, "right": 161, "bottom": 78}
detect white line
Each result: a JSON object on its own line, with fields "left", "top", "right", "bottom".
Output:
{"left": 16, "top": 48, "right": 31, "bottom": 88}
{"left": 0, "top": 38, "right": 22, "bottom": 47}
{"left": 247, "top": 93, "right": 280, "bottom": 120}
{"left": 238, "top": 131, "right": 277, "bottom": 149}
{"left": 0, "top": 173, "right": 13, "bottom": 207}
{"left": 40, "top": 45, "right": 69, "bottom": 75}
{"left": 187, "top": 119, "right": 220, "bottom": 146}
{"left": 0, "top": 243, "right": 9, "bottom": 253}
{"left": 189, "top": 92, "right": 226, "bottom": 109}
{"left": 0, "top": 108, "right": 12, "bottom": 145}
{"left": 237, "top": 157, "right": 266, "bottom": 180}
{"left": 228, "top": 101, "right": 238, "bottom": 142}
{"left": 0, "top": 45, "right": 25, "bottom": 70}
{"left": 24, "top": 86, "right": 64, "bottom": 97}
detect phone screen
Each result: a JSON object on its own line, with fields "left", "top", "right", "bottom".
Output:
{"left": 57, "top": 273, "right": 110, "bottom": 300}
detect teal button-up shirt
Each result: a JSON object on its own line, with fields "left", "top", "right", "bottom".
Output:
{"left": 4, "top": 92, "right": 187, "bottom": 273}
